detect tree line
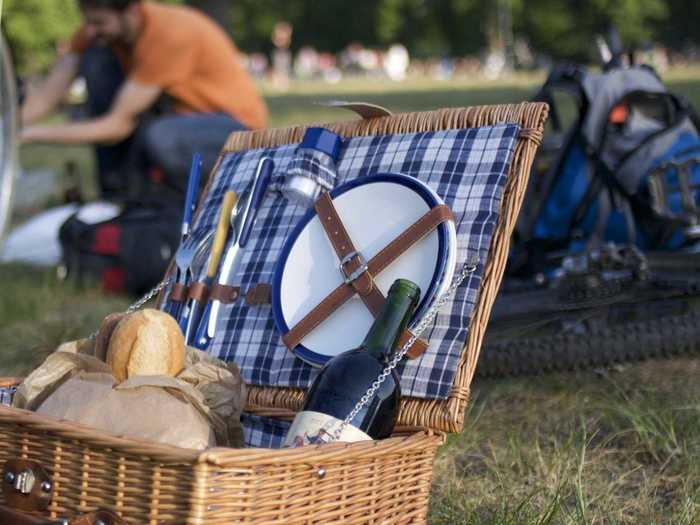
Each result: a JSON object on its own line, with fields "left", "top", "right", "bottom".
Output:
{"left": 2, "top": 0, "right": 698, "bottom": 75}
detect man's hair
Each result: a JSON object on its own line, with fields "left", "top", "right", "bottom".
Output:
{"left": 78, "top": 0, "right": 139, "bottom": 10}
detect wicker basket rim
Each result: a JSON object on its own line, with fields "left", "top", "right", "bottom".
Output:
{"left": 219, "top": 102, "right": 546, "bottom": 153}
{"left": 0, "top": 405, "right": 442, "bottom": 463}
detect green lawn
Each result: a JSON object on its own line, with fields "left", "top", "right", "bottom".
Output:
{"left": 3, "top": 70, "right": 700, "bottom": 524}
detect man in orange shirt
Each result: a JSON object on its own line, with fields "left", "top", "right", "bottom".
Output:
{"left": 20, "top": 0, "right": 268, "bottom": 199}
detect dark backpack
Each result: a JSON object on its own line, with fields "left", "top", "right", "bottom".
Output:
{"left": 520, "top": 67, "right": 700, "bottom": 263}
{"left": 59, "top": 203, "right": 181, "bottom": 295}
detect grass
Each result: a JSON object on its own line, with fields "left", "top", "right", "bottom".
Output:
{"left": 0, "top": 264, "right": 128, "bottom": 376}
{"left": 430, "top": 360, "right": 700, "bottom": 524}
{"left": 3, "top": 68, "right": 700, "bottom": 523}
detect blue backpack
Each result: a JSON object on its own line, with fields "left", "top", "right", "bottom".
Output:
{"left": 514, "top": 65, "right": 700, "bottom": 274}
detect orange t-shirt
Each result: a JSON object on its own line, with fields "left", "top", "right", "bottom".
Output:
{"left": 70, "top": 2, "right": 268, "bottom": 129}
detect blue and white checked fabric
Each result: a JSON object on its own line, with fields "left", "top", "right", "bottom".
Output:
{"left": 241, "top": 413, "right": 290, "bottom": 448}
{"left": 177, "top": 124, "right": 519, "bottom": 401}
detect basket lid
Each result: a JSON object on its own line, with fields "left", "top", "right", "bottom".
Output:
{"left": 178, "top": 102, "right": 548, "bottom": 434}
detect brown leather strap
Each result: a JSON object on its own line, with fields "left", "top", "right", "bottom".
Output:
{"left": 245, "top": 283, "right": 272, "bottom": 306}
{"left": 0, "top": 505, "right": 49, "bottom": 525}
{"left": 314, "top": 192, "right": 388, "bottom": 332}
{"left": 283, "top": 202, "right": 454, "bottom": 358}
{"left": 170, "top": 283, "right": 188, "bottom": 302}
{"left": 400, "top": 330, "right": 429, "bottom": 360}
{"left": 366, "top": 204, "right": 454, "bottom": 277}
{"left": 358, "top": 203, "right": 453, "bottom": 359}
{"left": 314, "top": 193, "right": 442, "bottom": 358}
{"left": 209, "top": 284, "right": 240, "bottom": 304}
{"left": 187, "top": 282, "right": 210, "bottom": 303}
{"left": 315, "top": 192, "right": 374, "bottom": 297}
{"left": 282, "top": 284, "right": 355, "bottom": 349}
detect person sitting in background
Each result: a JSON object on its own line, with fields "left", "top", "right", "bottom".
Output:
{"left": 20, "top": 0, "right": 268, "bottom": 201}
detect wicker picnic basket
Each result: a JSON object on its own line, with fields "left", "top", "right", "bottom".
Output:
{"left": 0, "top": 102, "right": 547, "bottom": 525}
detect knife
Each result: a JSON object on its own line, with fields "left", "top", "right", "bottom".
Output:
{"left": 182, "top": 190, "right": 237, "bottom": 344}
{"left": 192, "top": 157, "right": 275, "bottom": 349}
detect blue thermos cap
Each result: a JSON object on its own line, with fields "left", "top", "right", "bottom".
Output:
{"left": 300, "top": 127, "right": 343, "bottom": 162}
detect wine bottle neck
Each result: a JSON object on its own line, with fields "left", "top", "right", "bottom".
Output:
{"left": 362, "top": 284, "right": 418, "bottom": 360}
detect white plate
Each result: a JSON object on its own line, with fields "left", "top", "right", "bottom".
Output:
{"left": 273, "top": 173, "right": 453, "bottom": 366}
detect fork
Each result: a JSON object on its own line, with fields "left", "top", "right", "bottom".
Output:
{"left": 162, "top": 154, "right": 203, "bottom": 318}
{"left": 164, "top": 226, "right": 213, "bottom": 323}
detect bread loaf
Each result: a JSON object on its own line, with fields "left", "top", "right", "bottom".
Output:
{"left": 56, "top": 338, "right": 95, "bottom": 356}
{"left": 95, "top": 312, "right": 126, "bottom": 361}
{"left": 106, "top": 309, "right": 185, "bottom": 382}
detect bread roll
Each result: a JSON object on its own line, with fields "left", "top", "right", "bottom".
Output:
{"left": 95, "top": 312, "right": 126, "bottom": 361}
{"left": 56, "top": 338, "right": 95, "bottom": 355}
{"left": 106, "top": 309, "right": 185, "bottom": 382}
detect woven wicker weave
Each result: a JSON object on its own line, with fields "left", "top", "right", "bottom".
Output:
{"left": 224, "top": 102, "right": 548, "bottom": 433}
{"left": 0, "top": 102, "right": 547, "bottom": 524}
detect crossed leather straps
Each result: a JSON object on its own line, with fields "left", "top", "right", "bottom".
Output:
{"left": 282, "top": 192, "right": 454, "bottom": 360}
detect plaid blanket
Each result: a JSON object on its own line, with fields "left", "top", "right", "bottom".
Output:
{"left": 242, "top": 413, "right": 289, "bottom": 449}
{"left": 175, "top": 124, "right": 519, "bottom": 403}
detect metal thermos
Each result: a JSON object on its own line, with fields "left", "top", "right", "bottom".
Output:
{"left": 282, "top": 127, "right": 343, "bottom": 207}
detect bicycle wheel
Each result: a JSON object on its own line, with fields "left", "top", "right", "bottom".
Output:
{"left": 478, "top": 264, "right": 700, "bottom": 377}
{"left": 0, "top": 33, "right": 18, "bottom": 246}
{"left": 478, "top": 300, "right": 700, "bottom": 377}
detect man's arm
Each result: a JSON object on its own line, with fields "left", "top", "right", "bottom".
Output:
{"left": 20, "top": 80, "right": 162, "bottom": 145}
{"left": 20, "top": 53, "right": 81, "bottom": 126}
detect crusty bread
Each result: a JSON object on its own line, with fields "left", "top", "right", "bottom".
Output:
{"left": 106, "top": 309, "right": 185, "bottom": 383}
{"left": 56, "top": 338, "right": 95, "bottom": 355}
{"left": 95, "top": 312, "right": 126, "bottom": 361}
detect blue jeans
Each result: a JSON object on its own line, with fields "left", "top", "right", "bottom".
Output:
{"left": 80, "top": 47, "right": 247, "bottom": 200}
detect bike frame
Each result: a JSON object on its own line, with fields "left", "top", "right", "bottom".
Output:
{"left": 0, "top": 34, "right": 17, "bottom": 247}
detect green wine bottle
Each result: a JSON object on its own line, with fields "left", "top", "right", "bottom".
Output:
{"left": 284, "top": 279, "right": 420, "bottom": 446}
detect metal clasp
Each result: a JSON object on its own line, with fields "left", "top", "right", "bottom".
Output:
{"left": 2, "top": 459, "right": 53, "bottom": 511}
{"left": 13, "top": 469, "right": 36, "bottom": 494}
{"left": 339, "top": 251, "right": 368, "bottom": 285}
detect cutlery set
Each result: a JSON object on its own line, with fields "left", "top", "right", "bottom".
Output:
{"left": 163, "top": 155, "right": 275, "bottom": 349}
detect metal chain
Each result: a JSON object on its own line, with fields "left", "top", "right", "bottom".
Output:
{"left": 125, "top": 278, "right": 172, "bottom": 314}
{"left": 3, "top": 279, "right": 171, "bottom": 406}
{"left": 87, "top": 278, "right": 172, "bottom": 341}
{"left": 328, "top": 254, "right": 480, "bottom": 442}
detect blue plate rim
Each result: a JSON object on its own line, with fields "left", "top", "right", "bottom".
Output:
{"left": 272, "top": 172, "right": 449, "bottom": 367}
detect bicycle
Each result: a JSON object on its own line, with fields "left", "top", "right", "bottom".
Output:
{"left": 0, "top": 33, "right": 18, "bottom": 247}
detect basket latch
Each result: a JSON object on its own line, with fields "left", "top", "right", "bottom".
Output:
{"left": 2, "top": 459, "right": 52, "bottom": 512}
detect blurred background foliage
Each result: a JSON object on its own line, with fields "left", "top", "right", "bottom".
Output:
{"left": 2, "top": 0, "right": 81, "bottom": 74}
{"left": 1, "top": 0, "right": 699, "bottom": 75}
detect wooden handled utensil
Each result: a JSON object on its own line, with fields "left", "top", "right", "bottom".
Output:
{"left": 183, "top": 191, "right": 237, "bottom": 344}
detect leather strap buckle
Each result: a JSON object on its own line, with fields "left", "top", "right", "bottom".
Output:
{"left": 339, "top": 251, "right": 368, "bottom": 285}
{"left": 284, "top": 194, "right": 454, "bottom": 359}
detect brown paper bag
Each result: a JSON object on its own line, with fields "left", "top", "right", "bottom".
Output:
{"left": 13, "top": 347, "right": 246, "bottom": 450}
